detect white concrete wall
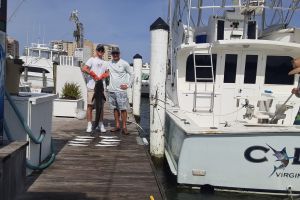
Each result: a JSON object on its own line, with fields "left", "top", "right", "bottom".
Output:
{"left": 56, "top": 65, "right": 87, "bottom": 110}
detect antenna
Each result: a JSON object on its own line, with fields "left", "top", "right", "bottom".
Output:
{"left": 43, "top": 25, "right": 45, "bottom": 44}
{"left": 70, "top": 9, "right": 84, "bottom": 48}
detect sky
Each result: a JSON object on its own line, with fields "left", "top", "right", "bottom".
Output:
{"left": 6, "top": 0, "right": 300, "bottom": 63}
{"left": 6, "top": 0, "right": 169, "bottom": 63}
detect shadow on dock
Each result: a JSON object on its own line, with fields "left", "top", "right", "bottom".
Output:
{"left": 17, "top": 109, "right": 163, "bottom": 200}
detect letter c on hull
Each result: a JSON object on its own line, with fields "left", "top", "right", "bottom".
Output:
{"left": 244, "top": 146, "right": 270, "bottom": 163}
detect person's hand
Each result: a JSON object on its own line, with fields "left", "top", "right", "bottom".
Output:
{"left": 94, "top": 76, "right": 101, "bottom": 81}
{"left": 98, "top": 71, "right": 110, "bottom": 80}
{"left": 89, "top": 71, "right": 98, "bottom": 81}
{"left": 120, "top": 84, "right": 128, "bottom": 90}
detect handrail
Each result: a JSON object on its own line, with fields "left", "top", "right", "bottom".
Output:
{"left": 5, "top": 90, "right": 46, "bottom": 144}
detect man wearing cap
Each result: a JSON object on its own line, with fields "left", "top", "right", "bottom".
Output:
{"left": 82, "top": 44, "right": 109, "bottom": 133}
{"left": 107, "top": 47, "right": 134, "bottom": 135}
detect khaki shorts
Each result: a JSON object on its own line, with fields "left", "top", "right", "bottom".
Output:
{"left": 87, "top": 89, "right": 94, "bottom": 105}
{"left": 87, "top": 89, "right": 106, "bottom": 105}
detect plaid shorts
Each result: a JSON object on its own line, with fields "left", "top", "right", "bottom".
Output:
{"left": 108, "top": 92, "right": 128, "bottom": 110}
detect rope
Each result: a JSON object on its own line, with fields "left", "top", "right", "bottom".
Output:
{"left": 108, "top": 109, "right": 167, "bottom": 199}
{"left": 153, "top": 99, "right": 245, "bottom": 118}
{"left": 7, "top": 0, "right": 27, "bottom": 23}
{"left": 127, "top": 119, "right": 168, "bottom": 200}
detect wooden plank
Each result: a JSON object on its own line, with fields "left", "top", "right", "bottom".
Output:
{"left": 17, "top": 106, "right": 162, "bottom": 200}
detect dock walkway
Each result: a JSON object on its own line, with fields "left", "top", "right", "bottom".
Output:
{"left": 17, "top": 107, "right": 162, "bottom": 200}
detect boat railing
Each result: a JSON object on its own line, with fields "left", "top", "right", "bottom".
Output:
{"left": 181, "top": 0, "right": 300, "bottom": 43}
{"left": 59, "top": 55, "right": 75, "bottom": 66}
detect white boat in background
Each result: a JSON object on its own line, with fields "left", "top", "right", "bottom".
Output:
{"left": 164, "top": 0, "right": 300, "bottom": 195}
{"left": 20, "top": 43, "right": 68, "bottom": 92}
{"left": 141, "top": 63, "right": 150, "bottom": 95}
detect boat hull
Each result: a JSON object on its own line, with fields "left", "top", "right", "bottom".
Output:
{"left": 165, "top": 113, "right": 300, "bottom": 194}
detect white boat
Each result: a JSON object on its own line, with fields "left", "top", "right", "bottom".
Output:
{"left": 20, "top": 43, "right": 68, "bottom": 92}
{"left": 141, "top": 63, "right": 150, "bottom": 95}
{"left": 164, "top": 0, "right": 300, "bottom": 195}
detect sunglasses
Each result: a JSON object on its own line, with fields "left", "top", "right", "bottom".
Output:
{"left": 112, "top": 52, "right": 120, "bottom": 55}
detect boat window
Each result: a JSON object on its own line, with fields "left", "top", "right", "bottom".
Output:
{"left": 224, "top": 54, "right": 238, "bottom": 83}
{"left": 264, "top": 56, "right": 294, "bottom": 85}
{"left": 185, "top": 54, "right": 217, "bottom": 82}
{"left": 244, "top": 55, "right": 258, "bottom": 84}
{"left": 30, "top": 49, "right": 39, "bottom": 57}
{"left": 40, "top": 51, "right": 50, "bottom": 59}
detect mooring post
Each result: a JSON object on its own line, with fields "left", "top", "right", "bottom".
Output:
{"left": 149, "top": 17, "right": 169, "bottom": 158}
{"left": 127, "top": 64, "right": 133, "bottom": 106}
{"left": 132, "top": 54, "right": 142, "bottom": 118}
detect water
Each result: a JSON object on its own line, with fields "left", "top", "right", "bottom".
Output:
{"left": 139, "top": 97, "right": 288, "bottom": 200}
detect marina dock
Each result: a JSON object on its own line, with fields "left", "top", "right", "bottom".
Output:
{"left": 16, "top": 106, "right": 163, "bottom": 200}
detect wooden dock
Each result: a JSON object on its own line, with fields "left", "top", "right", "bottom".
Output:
{"left": 16, "top": 107, "right": 163, "bottom": 200}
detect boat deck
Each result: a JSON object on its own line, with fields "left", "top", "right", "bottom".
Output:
{"left": 16, "top": 107, "right": 163, "bottom": 200}
{"left": 167, "top": 109, "right": 300, "bottom": 135}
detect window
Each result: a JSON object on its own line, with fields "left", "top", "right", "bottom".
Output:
{"left": 224, "top": 54, "right": 238, "bottom": 83}
{"left": 244, "top": 55, "right": 258, "bottom": 84}
{"left": 264, "top": 56, "right": 294, "bottom": 85}
{"left": 40, "top": 51, "right": 50, "bottom": 59}
{"left": 30, "top": 50, "right": 39, "bottom": 57}
{"left": 186, "top": 54, "right": 217, "bottom": 82}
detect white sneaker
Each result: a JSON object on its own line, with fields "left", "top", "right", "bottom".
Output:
{"left": 98, "top": 122, "right": 106, "bottom": 133}
{"left": 86, "top": 122, "right": 92, "bottom": 133}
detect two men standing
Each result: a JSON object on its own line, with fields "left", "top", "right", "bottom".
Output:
{"left": 82, "top": 45, "right": 133, "bottom": 135}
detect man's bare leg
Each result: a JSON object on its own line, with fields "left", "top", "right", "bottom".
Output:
{"left": 121, "top": 110, "right": 128, "bottom": 134}
{"left": 111, "top": 109, "right": 120, "bottom": 131}
{"left": 86, "top": 105, "right": 93, "bottom": 132}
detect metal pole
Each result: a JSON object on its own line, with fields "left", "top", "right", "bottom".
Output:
{"left": 168, "top": 0, "right": 174, "bottom": 84}
{"left": 186, "top": 0, "right": 192, "bottom": 44}
{"left": 24, "top": 67, "right": 28, "bottom": 82}
{"left": 42, "top": 70, "right": 47, "bottom": 88}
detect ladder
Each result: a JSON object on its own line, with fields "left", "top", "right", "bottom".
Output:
{"left": 192, "top": 45, "right": 215, "bottom": 112}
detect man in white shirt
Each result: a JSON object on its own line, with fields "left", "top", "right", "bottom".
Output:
{"left": 108, "top": 47, "right": 134, "bottom": 135}
{"left": 82, "top": 44, "right": 109, "bottom": 133}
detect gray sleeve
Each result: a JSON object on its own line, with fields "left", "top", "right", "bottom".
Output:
{"left": 125, "top": 62, "right": 134, "bottom": 88}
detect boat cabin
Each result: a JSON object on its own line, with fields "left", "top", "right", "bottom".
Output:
{"left": 173, "top": 41, "right": 300, "bottom": 126}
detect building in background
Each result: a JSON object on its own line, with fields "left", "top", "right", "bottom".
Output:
{"left": 103, "top": 44, "right": 118, "bottom": 61}
{"left": 50, "top": 40, "right": 75, "bottom": 56}
{"left": 6, "top": 36, "right": 19, "bottom": 58}
{"left": 51, "top": 40, "right": 118, "bottom": 62}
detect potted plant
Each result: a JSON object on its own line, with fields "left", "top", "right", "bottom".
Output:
{"left": 53, "top": 82, "right": 84, "bottom": 118}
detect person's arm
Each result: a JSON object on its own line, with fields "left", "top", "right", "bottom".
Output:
{"left": 98, "top": 71, "right": 110, "bottom": 80}
{"left": 125, "top": 63, "right": 134, "bottom": 88}
{"left": 81, "top": 58, "right": 98, "bottom": 80}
